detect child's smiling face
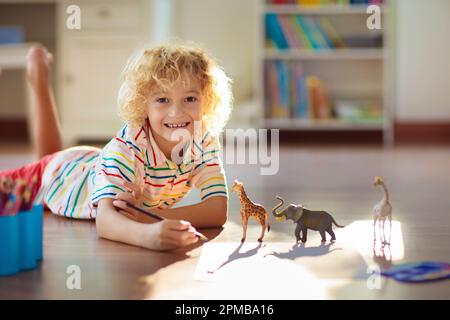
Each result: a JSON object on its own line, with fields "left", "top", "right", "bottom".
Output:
{"left": 146, "top": 76, "right": 203, "bottom": 150}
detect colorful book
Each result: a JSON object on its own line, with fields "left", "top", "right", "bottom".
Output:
{"left": 297, "top": 0, "right": 320, "bottom": 6}
{"left": 267, "top": 64, "right": 335, "bottom": 120}
{"left": 318, "top": 17, "right": 346, "bottom": 48}
{"left": 295, "top": 16, "right": 317, "bottom": 49}
{"left": 290, "top": 16, "right": 311, "bottom": 49}
{"left": 292, "top": 63, "right": 309, "bottom": 118}
{"left": 291, "top": 63, "right": 300, "bottom": 117}
{"left": 300, "top": 75, "right": 310, "bottom": 118}
{"left": 275, "top": 60, "right": 291, "bottom": 118}
{"left": 307, "top": 76, "right": 318, "bottom": 119}
{"left": 311, "top": 17, "right": 335, "bottom": 48}
{"left": 265, "top": 14, "right": 289, "bottom": 49}
{"left": 316, "top": 80, "right": 332, "bottom": 119}
{"left": 303, "top": 16, "right": 330, "bottom": 49}
{"left": 306, "top": 76, "right": 333, "bottom": 119}
{"left": 278, "top": 15, "right": 302, "bottom": 49}
{"left": 265, "top": 61, "right": 280, "bottom": 118}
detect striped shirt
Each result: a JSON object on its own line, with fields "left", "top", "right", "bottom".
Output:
{"left": 40, "top": 123, "right": 228, "bottom": 219}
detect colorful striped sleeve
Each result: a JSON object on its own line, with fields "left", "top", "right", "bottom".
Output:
{"left": 91, "top": 125, "right": 145, "bottom": 205}
{"left": 192, "top": 134, "right": 228, "bottom": 201}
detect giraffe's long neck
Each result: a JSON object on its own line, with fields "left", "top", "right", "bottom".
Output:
{"left": 239, "top": 188, "right": 251, "bottom": 205}
{"left": 380, "top": 182, "right": 389, "bottom": 203}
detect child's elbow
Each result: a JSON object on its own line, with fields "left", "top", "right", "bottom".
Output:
{"left": 95, "top": 201, "right": 111, "bottom": 239}
{"left": 95, "top": 210, "right": 107, "bottom": 239}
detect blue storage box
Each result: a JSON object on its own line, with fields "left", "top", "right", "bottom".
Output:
{"left": 0, "top": 26, "right": 24, "bottom": 45}
{"left": 0, "top": 204, "right": 43, "bottom": 276}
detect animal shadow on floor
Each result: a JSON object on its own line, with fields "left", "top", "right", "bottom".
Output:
{"left": 264, "top": 242, "right": 341, "bottom": 261}
{"left": 207, "top": 242, "right": 264, "bottom": 274}
{"left": 372, "top": 242, "right": 393, "bottom": 270}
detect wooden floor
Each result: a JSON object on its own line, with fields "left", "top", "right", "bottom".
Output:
{"left": 0, "top": 143, "right": 449, "bottom": 299}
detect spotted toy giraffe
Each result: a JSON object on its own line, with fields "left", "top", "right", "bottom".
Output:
{"left": 232, "top": 180, "right": 270, "bottom": 242}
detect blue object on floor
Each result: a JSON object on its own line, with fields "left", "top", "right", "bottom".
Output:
{"left": 0, "top": 215, "right": 20, "bottom": 275}
{"left": 0, "top": 205, "right": 43, "bottom": 276}
{"left": 0, "top": 26, "right": 24, "bottom": 45}
{"left": 381, "top": 261, "right": 450, "bottom": 283}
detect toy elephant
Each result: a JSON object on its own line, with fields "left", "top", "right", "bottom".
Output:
{"left": 272, "top": 196, "right": 345, "bottom": 243}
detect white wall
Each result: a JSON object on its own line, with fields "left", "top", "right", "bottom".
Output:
{"left": 172, "top": 0, "right": 259, "bottom": 105}
{"left": 396, "top": 0, "right": 450, "bottom": 122}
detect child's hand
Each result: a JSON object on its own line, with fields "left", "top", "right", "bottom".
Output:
{"left": 146, "top": 219, "right": 199, "bottom": 251}
{"left": 113, "top": 181, "right": 144, "bottom": 220}
{"left": 120, "top": 181, "right": 143, "bottom": 204}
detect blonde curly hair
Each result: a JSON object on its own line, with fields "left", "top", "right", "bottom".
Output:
{"left": 117, "top": 42, "right": 233, "bottom": 136}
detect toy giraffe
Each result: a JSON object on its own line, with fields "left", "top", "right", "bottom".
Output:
{"left": 372, "top": 176, "right": 392, "bottom": 244}
{"left": 232, "top": 180, "right": 270, "bottom": 242}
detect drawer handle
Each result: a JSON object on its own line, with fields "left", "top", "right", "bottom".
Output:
{"left": 64, "top": 74, "right": 74, "bottom": 84}
{"left": 97, "top": 7, "right": 110, "bottom": 19}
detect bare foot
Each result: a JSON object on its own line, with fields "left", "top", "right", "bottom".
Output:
{"left": 26, "top": 45, "right": 53, "bottom": 90}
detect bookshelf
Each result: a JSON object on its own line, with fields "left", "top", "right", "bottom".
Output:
{"left": 264, "top": 4, "right": 380, "bottom": 14}
{"left": 265, "top": 118, "right": 383, "bottom": 130}
{"left": 0, "top": 43, "right": 37, "bottom": 68}
{"left": 264, "top": 48, "right": 384, "bottom": 60}
{"left": 257, "top": 0, "right": 394, "bottom": 144}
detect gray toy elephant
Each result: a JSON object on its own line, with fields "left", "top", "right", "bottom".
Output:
{"left": 272, "top": 196, "right": 345, "bottom": 243}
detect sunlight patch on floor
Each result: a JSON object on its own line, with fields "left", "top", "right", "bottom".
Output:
{"left": 336, "top": 220, "right": 404, "bottom": 263}
{"left": 141, "top": 220, "right": 405, "bottom": 299}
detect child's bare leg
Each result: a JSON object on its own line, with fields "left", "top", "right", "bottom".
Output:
{"left": 26, "top": 46, "right": 62, "bottom": 159}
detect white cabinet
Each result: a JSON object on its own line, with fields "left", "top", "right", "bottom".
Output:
{"left": 57, "top": 0, "right": 150, "bottom": 145}
{"left": 59, "top": 34, "right": 141, "bottom": 142}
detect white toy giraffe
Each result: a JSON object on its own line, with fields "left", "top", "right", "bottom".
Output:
{"left": 372, "top": 176, "right": 392, "bottom": 244}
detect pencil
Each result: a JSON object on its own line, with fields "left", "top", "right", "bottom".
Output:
{"left": 20, "top": 182, "right": 32, "bottom": 212}
{"left": 1, "top": 180, "right": 19, "bottom": 216}
{"left": 9, "top": 180, "right": 25, "bottom": 215}
{"left": 0, "top": 177, "right": 13, "bottom": 215}
{"left": 28, "top": 175, "right": 40, "bottom": 211}
{"left": 124, "top": 202, "right": 209, "bottom": 241}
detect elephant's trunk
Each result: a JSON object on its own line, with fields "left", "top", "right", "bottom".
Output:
{"left": 271, "top": 196, "right": 285, "bottom": 219}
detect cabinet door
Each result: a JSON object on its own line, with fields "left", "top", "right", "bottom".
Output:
{"left": 60, "top": 34, "right": 141, "bottom": 143}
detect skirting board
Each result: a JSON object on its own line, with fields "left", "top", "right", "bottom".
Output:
{"left": 1, "top": 119, "right": 450, "bottom": 144}
{"left": 0, "top": 119, "right": 29, "bottom": 142}
{"left": 395, "top": 122, "right": 450, "bottom": 144}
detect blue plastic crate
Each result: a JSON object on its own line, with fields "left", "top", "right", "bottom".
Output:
{"left": 0, "top": 205, "right": 43, "bottom": 276}
{"left": 0, "top": 26, "right": 24, "bottom": 44}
